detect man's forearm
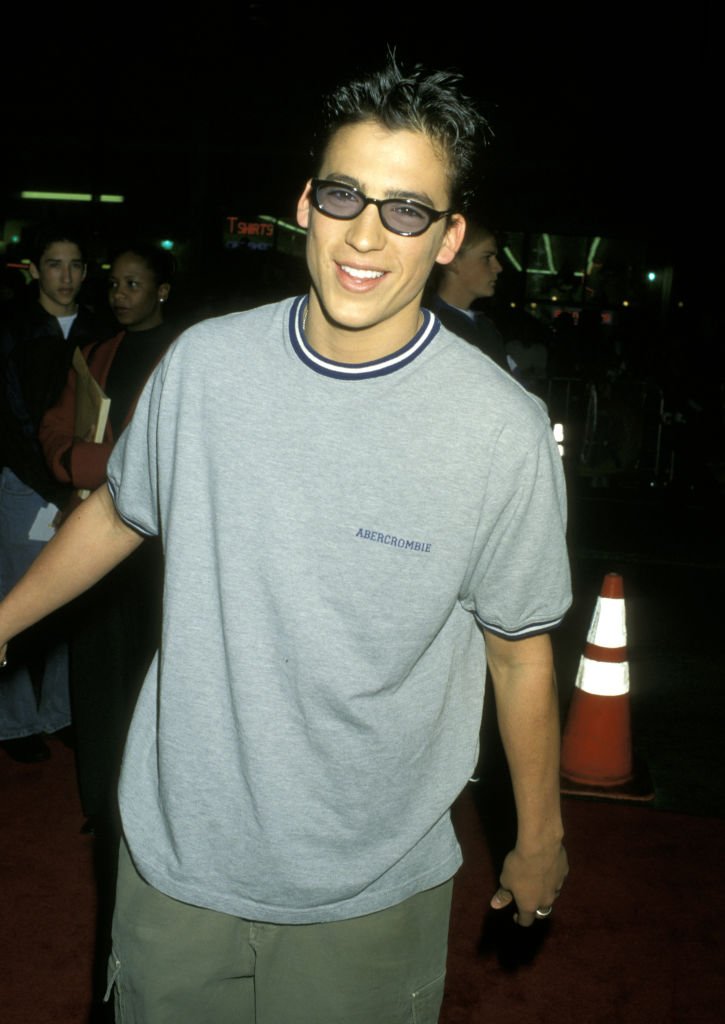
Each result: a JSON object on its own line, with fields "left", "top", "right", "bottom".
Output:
{"left": 485, "top": 631, "right": 563, "bottom": 845}
{"left": 0, "top": 485, "right": 143, "bottom": 648}
{"left": 484, "top": 630, "right": 567, "bottom": 925}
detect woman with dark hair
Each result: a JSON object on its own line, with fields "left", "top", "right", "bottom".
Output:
{"left": 42, "top": 245, "right": 174, "bottom": 491}
{"left": 40, "top": 244, "right": 176, "bottom": 835}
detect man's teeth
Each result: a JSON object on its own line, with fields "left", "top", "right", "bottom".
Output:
{"left": 341, "top": 265, "right": 384, "bottom": 280}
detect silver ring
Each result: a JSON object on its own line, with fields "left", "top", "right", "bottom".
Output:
{"left": 0, "top": 657, "right": 7, "bottom": 669}
{"left": 535, "top": 906, "right": 553, "bottom": 919}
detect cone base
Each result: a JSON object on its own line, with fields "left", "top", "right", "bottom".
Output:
{"left": 561, "top": 757, "right": 654, "bottom": 803}
{"left": 560, "top": 689, "right": 633, "bottom": 785}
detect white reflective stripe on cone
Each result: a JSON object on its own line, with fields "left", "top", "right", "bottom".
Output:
{"left": 588, "top": 596, "right": 627, "bottom": 647}
{"left": 575, "top": 656, "right": 630, "bottom": 696}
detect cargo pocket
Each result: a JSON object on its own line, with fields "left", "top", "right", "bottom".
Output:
{"left": 411, "top": 971, "right": 446, "bottom": 1024}
{"left": 105, "top": 950, "right": 124, "bottom": 1020}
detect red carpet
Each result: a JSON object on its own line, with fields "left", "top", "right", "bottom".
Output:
{"left": 2, "top": 735, "right": 724, "bottom": 1024}
{"left": 1, "top": 736, "right": 96, "bottom": 1023}
{"left": 444, "top": 789, "right": 725, "bottom": 1024}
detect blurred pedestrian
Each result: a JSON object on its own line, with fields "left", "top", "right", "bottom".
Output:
{"left": 40, "top": 244, "right": 175, "bottom": 831}
{"left": 431, "top": 220, "right": 511, "bottom": 372}
{"left": 0, "top": 225, "right": 103, "bottom": 762}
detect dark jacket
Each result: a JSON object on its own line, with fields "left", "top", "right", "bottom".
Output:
{"left": 0, "top": 296, "right": 107, "bottom": 503}
{"left": 431, "top": 297, "right": 511, "bottom": 374}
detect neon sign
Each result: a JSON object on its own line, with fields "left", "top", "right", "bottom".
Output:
{"left": 224, "top": 217, "right": 275, "bottom": 252}
{"left": 226, "top": 218, "right": 274, "bottom": 238}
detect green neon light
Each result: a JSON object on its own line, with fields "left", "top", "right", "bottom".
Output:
{"left": 542, "top": 233, "right": 556, "bottom": 274}
{"left": 503, "top": 246, "right": 522, "bottom": 272}
{"left": 21, "top": 191, "right": 124, "bottom": 203}
{"left": 21, "top": 191, "right": 92, "bottom": 202}
{"left": 259, "top": 214, "right": 306, "bottom": 236}
{"left": 587, "top": 236, "right": 601, "bottom": 266}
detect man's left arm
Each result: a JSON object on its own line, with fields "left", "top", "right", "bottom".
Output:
{"left": 483, "top": 629, "right": 568, "bottom": 927}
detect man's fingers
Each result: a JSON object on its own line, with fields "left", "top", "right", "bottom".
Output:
{"left": 491, "top": 884, "right": 561, "bottom": 926}
{"left": 535, "top": 904, "right": 554, "bottom": 918}
{"left": 490, "top": 886, "right": 514, "bottom": 910}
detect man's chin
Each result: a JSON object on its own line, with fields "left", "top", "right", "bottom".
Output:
{"left": 312, "top": 293, "right": 380, "bottom": 335}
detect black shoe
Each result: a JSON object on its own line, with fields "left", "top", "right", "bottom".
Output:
{"left": 1, "top": 734, "right": 51, "bottom": 763}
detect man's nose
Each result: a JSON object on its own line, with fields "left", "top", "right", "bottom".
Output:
{"left": 345, "top": 205, "right": 386, "bottom": 252}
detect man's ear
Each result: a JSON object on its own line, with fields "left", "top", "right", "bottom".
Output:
{"left": 296, "top": 180, "right": 313, "bottom": 229}
{"left": 434, "top": 214, "right": 466, "bottom": 267}
{"left": 28, "top": 262, "right": 40, "bottom": 281}
{"left": 158, "top": 282, "right": 171, "bottom": 303}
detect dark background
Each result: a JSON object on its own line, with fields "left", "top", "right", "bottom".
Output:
{"left": 3, "top": 4, "right": 718, "bottom": 305}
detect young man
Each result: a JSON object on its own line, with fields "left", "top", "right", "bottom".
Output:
{"left": 0, "top": 226, "right": 100, "bottom": 762}
{"left": 0, "top": 63, "right": 571, "bottom": 1023}
{"left": 29, "top": 234, "right": 87, "bottom": 318}
{"left": 432, "top": 220, "right": 511, "bottom": 371}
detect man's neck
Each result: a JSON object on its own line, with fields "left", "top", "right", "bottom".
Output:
{"left": 305, "top": 293, "right": 423, "bottom": 364}
{"left": 38, "top": 294, "right": 79, "bottom": 319}
{"left": 437, "top": 279, "right": 473, "bottom": 312}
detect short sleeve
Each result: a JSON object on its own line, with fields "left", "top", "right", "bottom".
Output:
{"left": 106, "top": 356, "right": 166, "bottom": 538}
{"left": 461, "top": 419, "right": 571, "bottom": 638}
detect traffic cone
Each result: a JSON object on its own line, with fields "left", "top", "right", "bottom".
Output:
{"left": 560, "top": 573, "right": 653, "bottom": 801}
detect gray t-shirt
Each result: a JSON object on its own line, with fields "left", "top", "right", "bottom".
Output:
{"left": 107, "top": 296, "right": 571, "bottom": 924}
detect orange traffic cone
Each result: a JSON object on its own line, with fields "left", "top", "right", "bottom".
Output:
{"left": 560, "top": 573, "right": 653, "bottom": 801}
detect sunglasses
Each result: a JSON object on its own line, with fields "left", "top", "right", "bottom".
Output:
{"left": 310, "top": 179, "right": 453, "bottom": 237}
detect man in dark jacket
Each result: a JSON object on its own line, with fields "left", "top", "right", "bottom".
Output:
{"left": 432, "top": 220, "right": 512, "bottom": 373}
{"left": 0, "top": 225, "right": 101, "bottom": 761}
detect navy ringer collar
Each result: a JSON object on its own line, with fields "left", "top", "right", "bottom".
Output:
{"left": 288, "top": 295, "right": 440, "bottom": 381}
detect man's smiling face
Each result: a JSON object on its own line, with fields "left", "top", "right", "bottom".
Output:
{"left": 297, "top": 120, "right": 464, "bottom": 363}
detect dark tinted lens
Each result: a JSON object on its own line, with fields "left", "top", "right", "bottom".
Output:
{"left": 315, "top": 183, "right": 363, "bottom": 219}
{"left": 381, "top": 201, "right": 432, "bottom": 235}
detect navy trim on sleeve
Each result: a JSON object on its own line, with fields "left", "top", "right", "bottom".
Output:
{"left": 105, "top": 480, "right": 157, "bottom": 538}
{"left": 475, "top": 611, "right": 567, "bottom": 640}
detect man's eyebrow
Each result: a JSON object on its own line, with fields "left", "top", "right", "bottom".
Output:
{"left": 387, "top": 188, "right": 437, "bottom": 207}
{"left": 323, "top": 173, "right": 437, "bottom": 209}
